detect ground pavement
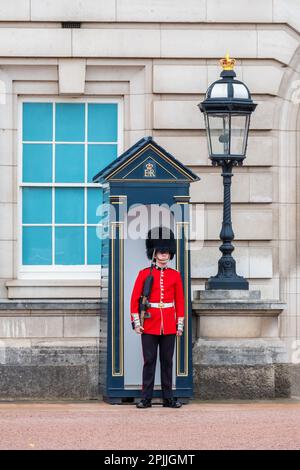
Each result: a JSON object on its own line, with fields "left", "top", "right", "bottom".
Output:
{"left": 0, "top": 399, "right": 300, "bottom": 450}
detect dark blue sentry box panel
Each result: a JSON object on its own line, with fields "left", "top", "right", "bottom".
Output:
{"left": 93, "top": 137, "right": 200, "bottom": 403}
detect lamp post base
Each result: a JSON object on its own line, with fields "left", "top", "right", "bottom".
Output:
{"left": 205, "top": 275, "right": 249, "bottom": 290}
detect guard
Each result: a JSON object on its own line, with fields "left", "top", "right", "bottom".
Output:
{"left": 130, "top": 226, "right": 185, "bottom": 408}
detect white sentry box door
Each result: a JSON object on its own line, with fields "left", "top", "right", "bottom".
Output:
{"left": 124, "top": 205, "right": 176, "bottom": 390}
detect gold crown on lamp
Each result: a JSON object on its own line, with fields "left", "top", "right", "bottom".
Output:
{"left": 220, "top": 53, "right": 236, "bottom": 71}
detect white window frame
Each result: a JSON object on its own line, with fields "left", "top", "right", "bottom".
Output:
{"left": 18, "top": 96, "right": 123, "bottom": 280}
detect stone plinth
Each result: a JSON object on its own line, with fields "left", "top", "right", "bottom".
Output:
{"left": 192, "top": 290, "right": 289, "bottom": 399}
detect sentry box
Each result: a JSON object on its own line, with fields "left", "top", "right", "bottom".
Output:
{"left": 93, "top": 137, "right": 200, "bottom": 403}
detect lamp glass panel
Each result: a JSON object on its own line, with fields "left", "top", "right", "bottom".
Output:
{"left": 209, "top": 83, "right": 228, "bottom": 98}
{"left": 207, "top": 113, "right": 230, "bottom": 156}
{"left": 204, "top": 113, "right": 212, "bottom": 155}
{"left": 230, "top": 114, "right": 249, "bottom": 155}
{"left": 233, "top": 84, "right": 249, "bottom": 99}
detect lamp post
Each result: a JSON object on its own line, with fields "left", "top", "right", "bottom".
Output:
{"left": 198, "top": 54, "right": 257, "bottom": 290}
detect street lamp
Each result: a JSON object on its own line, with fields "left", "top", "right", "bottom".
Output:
{"left": 198, "top": 54, "right": 257, "bottom": 289}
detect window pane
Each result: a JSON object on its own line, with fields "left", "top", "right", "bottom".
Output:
{"left": 55, "top": 227, "right": 84, "bottom": 265}
{"left": 55, "top": 188, "right": 84, "bottom": 224}
{"left": 23, "top": 226, "right": 52, "bottom": 265}
{"left": 23, "top": 103, "right": 53, "bottom": 141}
{"left": 55, "top": 144, "right": 85, "bottom": 183}
{"left": 100, "top": 225, "right": 109, "bottom": 268}
{"left": 22, "top": 100, "right": 120, "bottom": 268}
{"left": 55, "top": 103, "right": 85, "bottom": 142}
{"left": 23, "top": 144, "right": 52, "bottom": 183}
{"left": 22, "top": 188, "right": 52, "bottom": 224}
{"left": 88, "top": 104, "right": 118, "bottom": 142}
{"left": 87, "top": 188, "right": 103, "bottom": 224}
{"left": 102, "top": 253, "right": 109, "bottom": 268}
{"left": 87, "top": 226, "right": 101, "bottom": 265}
{"left": 87, "top": 144, "right": 117, "bottom": 182}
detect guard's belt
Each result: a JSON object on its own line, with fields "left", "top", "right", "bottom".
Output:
{"left": 148, "top": 302, "right": 174, "bottom": 308}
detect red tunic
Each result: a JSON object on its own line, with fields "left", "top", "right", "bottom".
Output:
{"left": 130, "top": 265, "right": 185, "bottom": 335}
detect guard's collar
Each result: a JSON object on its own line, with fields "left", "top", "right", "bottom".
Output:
{"left": 154, "top": 263, "right": 168, "bottom": 271}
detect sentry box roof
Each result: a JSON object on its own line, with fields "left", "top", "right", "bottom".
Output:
{"left": 92, "top": 136, "right": 200, "bottom": 184}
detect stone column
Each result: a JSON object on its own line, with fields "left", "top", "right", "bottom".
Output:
{"left": 192, "top": 290, "right": 289, "bottom": 399}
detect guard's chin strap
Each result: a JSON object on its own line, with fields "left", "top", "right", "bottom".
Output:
{"left": 150, "top": 249, "right": 156, "bottom": 274}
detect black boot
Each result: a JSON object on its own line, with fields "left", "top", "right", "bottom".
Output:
{"left": 162, "top": 398, "right": 182, "bottom": 408}
{"left": 136, "top": 398, "right": 152, "bottom": 409}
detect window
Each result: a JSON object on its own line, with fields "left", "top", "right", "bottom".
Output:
{"left": 19, "top": 99, "right": 122, "bottom": 279}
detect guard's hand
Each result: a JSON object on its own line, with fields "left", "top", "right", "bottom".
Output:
{"left": 135, "top": 326, "right": 144, "bottom": 334}
{"left": 176, "top": 330, "right": 183, "bottom": 336}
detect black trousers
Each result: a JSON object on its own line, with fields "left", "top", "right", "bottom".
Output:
{"left": 141, "top": 333, "right": 176, "bottom": 400}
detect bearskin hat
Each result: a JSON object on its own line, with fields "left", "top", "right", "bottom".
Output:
{"left": 146, "top": 226, "right": 176, "bottom": 260}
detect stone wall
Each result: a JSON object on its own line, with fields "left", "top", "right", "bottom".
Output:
{"left": 0, "top": 302, "right": 104, "bottom": 400}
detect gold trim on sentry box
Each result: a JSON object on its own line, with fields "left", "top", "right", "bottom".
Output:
{"left": 176, "top": 221, "right": 189, "bottom": 377}
{"left": 111, "top": 221, "right": 124, "bottom": 377}
{"left": 107, "top": 144, "right": 196, "bottom": 181}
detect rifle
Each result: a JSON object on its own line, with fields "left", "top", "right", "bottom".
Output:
{"left": 138, "top": 249, "right": 156, "bottom": 329}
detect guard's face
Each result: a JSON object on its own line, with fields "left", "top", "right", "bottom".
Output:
{"left": 156, "top": 250, "right": 170, "bottom": 262}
